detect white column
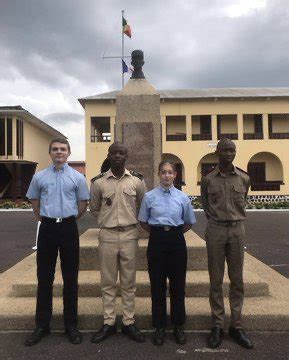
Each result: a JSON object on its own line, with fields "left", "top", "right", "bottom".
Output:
{"left": 211, "top": 115, "right": 217, "bottom": 141}
{"left": 12, "top": 116, "right": 17, "bottom": 159}
{"left": 186, "top": 115, "right": 191, "bottom": 142}
{"left": 263, "top": 114, "right": 269, "bottom": 140}
{"left": 110, "top": 116, "right": 115, "bottom": 142}
{"left": 237, "top": 113, "right": 243, "bottom": 140}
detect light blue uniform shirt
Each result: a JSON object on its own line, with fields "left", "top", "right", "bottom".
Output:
{"left": 138, "top": 186, "right": 196, "bottom": 226}
{"left": 26, "top": 163, "right": 90, "bottom": 218}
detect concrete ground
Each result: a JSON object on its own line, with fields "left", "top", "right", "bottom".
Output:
{"left": 0, "top": 211, "right": 288, "bottom": 277}
{"left": 0, "top": 331, "right": 288, "bottom": 360}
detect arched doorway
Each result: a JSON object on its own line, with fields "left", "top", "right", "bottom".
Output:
{"left": 247, "top": 152, "right": 283, "bottom": 191}
{"left": 162, "top": 153, "right": 185, "bottom": 190}
{"left": 197, "top": 153, "right": 218, "bottom": 184}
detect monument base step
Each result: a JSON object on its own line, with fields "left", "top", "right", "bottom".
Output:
{"left": 1, "top": 230, "right": 289, "bottom": 331}
{"left": 79, "top": 229, "right": 208, "bottom": 271}
{"left": 12, "top": 270, "right": 269, "bottom": 298}
{"left": 0, "top": 296, "right": 288, "bottom": 331}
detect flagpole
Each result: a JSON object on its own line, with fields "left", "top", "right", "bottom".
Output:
{"left": 122, "top": 10, "right": 124, "bottom": 88}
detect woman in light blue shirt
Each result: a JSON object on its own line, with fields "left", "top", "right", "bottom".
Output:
{"left": 138, "top": 161, "right": 196, "bottom": 346}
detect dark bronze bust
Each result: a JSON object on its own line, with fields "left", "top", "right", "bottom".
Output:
{"left": 131, "top": 50, "right": 145, "bottom": 79}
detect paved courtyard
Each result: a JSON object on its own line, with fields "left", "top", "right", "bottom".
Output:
{"left": 0, "top": 330, "right": 288, "bottom": 360}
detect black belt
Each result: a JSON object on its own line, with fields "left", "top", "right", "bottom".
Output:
{"left": 42, "top": 216, "right": 76, "bottom": 223}
{"left": 150, "top": 225, "right": 183, "bottom": 232}
{"left": 209, "top": 219, "right": 242, "bottom": 227}
{"left": 105, "top": 225, "right": 137, "bottom": 232}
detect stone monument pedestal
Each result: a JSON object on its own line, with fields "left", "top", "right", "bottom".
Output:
{"left": 115, "top": 50, "right": 161, "bottom": 190}
{"left": 115, "top": 78, "right": 161, "bottom": 190}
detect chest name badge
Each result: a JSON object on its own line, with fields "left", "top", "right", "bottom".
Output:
{"left": 106, "top": 198, "right": 112, "bottom": 206}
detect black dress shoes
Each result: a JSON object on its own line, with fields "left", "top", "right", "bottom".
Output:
{"left": 207, "top": 326, "right": 224, "bottom": 348}
{"left": 173, "top": 326, "right": 186, "bottom": 344}
{"left": 121, "top": 324, "right": 145, "bottom": 343}
{"left": 229, "top": 327, "right": 254, "bottom": 349}
{"left": 24, "top": 327, "right": 51, "bottom": 346}
{"left": 65, "top": 328, "right": 82, "bottom": 344}
{"left": 91, "top": 324, "right": 117, "bottom": 343}
{"left": 153, "top": 328, "right": 165, "bottom": 346}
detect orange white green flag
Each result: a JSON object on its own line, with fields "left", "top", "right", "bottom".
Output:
{"left": 122, "top": 17, "right": 132, "bottom": 38}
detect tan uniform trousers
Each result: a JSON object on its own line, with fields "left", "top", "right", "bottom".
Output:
{"left": 205, "top": 219, "right": 245, "bottom": 329}
{"left": 98, "top": 226, "right": 139, "bottom": 326}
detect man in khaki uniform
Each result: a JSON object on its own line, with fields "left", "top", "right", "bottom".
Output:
{"left": 90, "top": 142, "right": 146, "bottom": 343}
{"left": 201, "top": 138, "right": 253, "bottom": 350}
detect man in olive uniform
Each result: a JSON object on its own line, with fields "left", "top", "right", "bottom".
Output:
{"left": 90, "top": 142, "right": 146, "bottom": 343}
{"left": 201, "top": 138, "right": 253, "bottom": 349}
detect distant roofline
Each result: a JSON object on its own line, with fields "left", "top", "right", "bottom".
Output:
{"left": 78, "top": 87, "right": 289, "bottom": 108}
{"left": 0, "top": 106, "right": 66, "bottom": 138}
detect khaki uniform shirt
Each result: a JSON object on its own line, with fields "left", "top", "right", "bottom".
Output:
{"left": 90, "top": 168, "right": 147, "bottom": 228}
{"left": 201, "top": 165, "right": 250, "bottom": 222}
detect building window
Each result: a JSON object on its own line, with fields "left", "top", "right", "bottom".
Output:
{"left": 17, "top": 119, "right": 24, "bottom": 158}
{"left": 7, "top": 118, "right": 12, "bottom": 155}
{"left": 166, "top": 116, "right": 186, "bottom": 141}
{"left": 0, "top": 117, "right": 12, "bottom": 157}
{"left": 192, "top": 115, "right": 212, "bottom": 140}
{"left": 268, "top": 114, "right": 289, "bottom": 139}
{"left": 0, "top": 118, "right": 5, "bottom": 156}
{"left": 217, "top": 114, "right": 238, "bottom": 140}
{"left": 243, "top": 114, "right": 263, "bottom": 139}
{"left": 91, "top": 117, "right": 111, "bottom": 142}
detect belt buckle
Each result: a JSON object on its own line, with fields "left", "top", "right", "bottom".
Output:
{"left": 164, "top": 225, "right": 170, "bottom": 232}
{"left": 56, "top": 218, "right": 63, "bottom": 223}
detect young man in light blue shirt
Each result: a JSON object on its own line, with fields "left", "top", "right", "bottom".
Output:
{"left": 25, "top": 138, "right": 89, "bottom": 346}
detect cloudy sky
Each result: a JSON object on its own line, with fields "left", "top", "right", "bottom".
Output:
{"left": 1, "top": 0, "right": 288, "bottom": 159}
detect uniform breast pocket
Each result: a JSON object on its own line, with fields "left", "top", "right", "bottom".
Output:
{"left": 123, "top": 187, "right": 137, "bottom": 212}
{"left": 102, "top": 191, "right": 115, "bottom": 207}
{"left": 208, "top": 185, "right": 222, "bottom": 204}
{"left": 231, "top": 185, "right": 246, "bottom": 206}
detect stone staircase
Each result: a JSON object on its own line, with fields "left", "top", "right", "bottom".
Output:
{"left": 0, "top": 229, "right": 289, "bottom": 330}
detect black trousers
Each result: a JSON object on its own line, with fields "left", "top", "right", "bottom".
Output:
{"left": 36, "top": 218, "right": 79, "bottom": 330}
{"left": 147, "top": 228, "right": 187, "bottom": 328}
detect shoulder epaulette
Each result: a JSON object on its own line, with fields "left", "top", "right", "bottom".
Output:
{"left": 129, "top": 170, "right": 144, "bottom": 180}
{"left": 91, "top": 173, "right": 105, "bottom": 182}
{"left": 236, "top": 167, "right": 249, "bottom": 175}
{"left": 203, "top": 165, "right": 218, "bottom": 177}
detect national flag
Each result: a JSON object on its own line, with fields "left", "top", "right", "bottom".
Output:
{"left": 122, "top": 59, "right": 129, "bottom": 73}
{"left": 122, "top": 16, "right": 132, "bottom": 38}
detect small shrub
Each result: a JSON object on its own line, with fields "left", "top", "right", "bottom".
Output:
{"left": 0, "top": 200, "right": 31, "bottom": 209}
{"left": 192, "top": 201, "right": 202, "bottom": 209}
{"left": 254, "top": 202, "right": 264, "bottom": 209}
{"left": 0, "top": 201, "right": 16, "bottom": 209}
{"left": 15, "top": 201, "right": 32, "bottom": 209}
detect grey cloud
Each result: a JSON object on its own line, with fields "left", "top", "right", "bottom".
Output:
{"left": 43, "top": 112, "right": 83, "bottom": 125}
{"left": 1, "top": 0, "right": 289, "bottom": 96}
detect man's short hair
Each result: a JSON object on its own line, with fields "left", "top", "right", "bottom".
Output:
{"left": 108, "top": 142, "right": 128, "bottom": 153}
{"left": 216, "top": 138, "right": 236, "bottom": 151}
{"left": 49, "top": 138, "right": 71, "bottom": 153}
